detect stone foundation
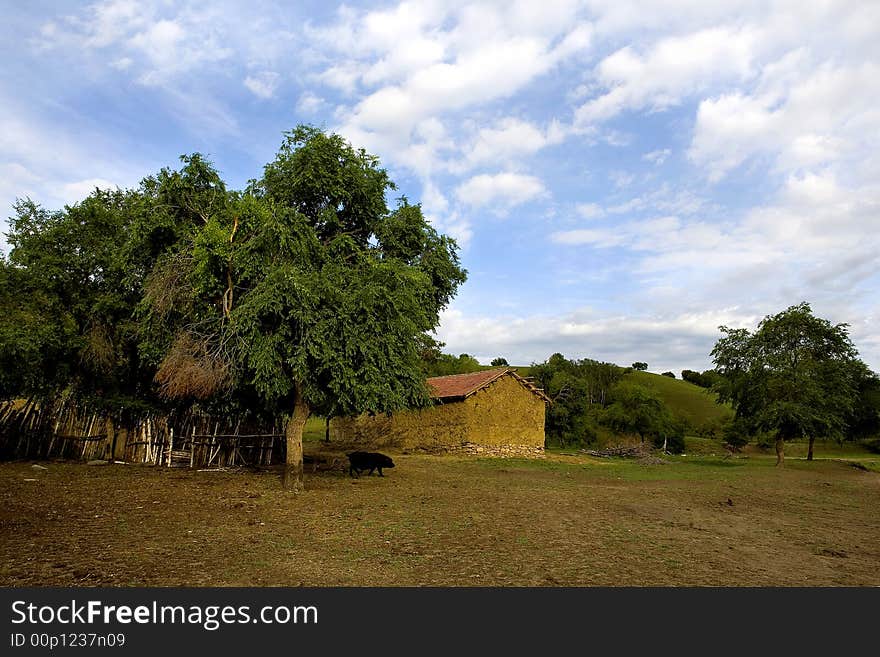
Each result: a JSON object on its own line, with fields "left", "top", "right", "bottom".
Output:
{"left": 405, "top": 442, "right": 545, "bottom": 458}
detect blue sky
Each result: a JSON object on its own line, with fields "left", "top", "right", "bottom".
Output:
{"left": 2, "top": 0, "right": 878, "bottom": 372}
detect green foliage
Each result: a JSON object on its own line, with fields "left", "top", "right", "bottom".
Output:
{"left": 1, "top": 126, "right": 467, "bottom": 444}
{"left": 532, "top": 353, "right": 624, "bottom": 447}
{"left": 625, "top": 370, "right": 733, "bottom": 432}
{"left": 712, "top": 302, "right": 863, "bottom": 448}
{"left": 421, "top": 349, "right": 483, "bottom": 377}
{"left": 631, "top": 362, "right": 648, "bottom": 371}
{"left": 681, "top": 369, "right": 721, "bottom": 389}
{"left": 601, "top": 382, "right": 682, "bottom": 449}
{"left": 652, "top": 426, "right": 686, "bottom": 454}
{"left": 721, "top": 417, "right": 750, "bottom": 450}
{"left": 848, "top": 365, "right": 880, "bottom": 440}
{"left": 143, "top": 125, "right": 467, "bottom": 423}
{"left": 1, "top": 189, "right": 165, "bottom": 418}
{"left": 491, "top": 357, "right": 509, "bottom": 367}
{"left": 661, "top": 371, "right": 675, "bottom": 378}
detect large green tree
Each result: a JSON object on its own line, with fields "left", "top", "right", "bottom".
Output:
{"left": 1, "top": 155, "right": 231, "bottom": 440}
{"left": 144, "top": 126, "right": 466, "bottom": 490}
{"left": 711, "top": 302, "right": 863, "bottom": 465}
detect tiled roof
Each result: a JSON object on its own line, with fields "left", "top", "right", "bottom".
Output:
{"left": 426, "top": 368, "right": 551, "bottom": 403}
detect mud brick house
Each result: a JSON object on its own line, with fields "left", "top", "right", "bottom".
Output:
{"left": 329, "top": 368, "right": 550, "bottom": 455}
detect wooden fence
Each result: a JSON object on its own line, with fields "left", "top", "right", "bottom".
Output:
{"left": 0, "top": 400, "right": 286, "bottom": 467}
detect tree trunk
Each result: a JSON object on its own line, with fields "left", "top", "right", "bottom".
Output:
{"left": 283, "top": 384, "right": 310, "bottom": 492}
{"left": 807, "top": 436, "right": 814, "bottom": 461}
{"left": 775, "top": 436, "right": 785, "bottom": 467}
{"left": 324, "top": 416, "right": 331, "bottom": 443}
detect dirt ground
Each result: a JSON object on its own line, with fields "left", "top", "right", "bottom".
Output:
{"left": 1, "top": 451, "right": 879, "bottom": 586}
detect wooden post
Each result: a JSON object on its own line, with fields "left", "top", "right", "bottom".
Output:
{"left": 165, "top": 426, "right": 174, "bottom": 467}
{"left": 190, "top": 425, "right": 196, "bottom": 468}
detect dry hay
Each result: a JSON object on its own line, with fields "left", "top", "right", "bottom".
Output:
{"left": 154, "top": 332, "right": 231, "bottom": 400}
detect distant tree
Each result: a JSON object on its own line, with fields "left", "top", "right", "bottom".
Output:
{"left": 712, "top": 302, "right": 862, "bottom": 465}
{"left": 421, "top": 349, "right": 483, "bottom": 377}
{"left": 681, "top": 369, "right": 721, "bottom": 388}
{"left": 631, "top": 362, "right": 648, "bottom": 371}
{"left": 601, "top": 382, "right": 681, "bottom": 451}
{"left": 848, "top": 364, "right": 880, "bottom": 441}
{"left": 681, "top": 369, "right": 701, "bottom": 386}
{"left": 721, "top": 417, "right": 750, "bottom": 452}
{"left": 491, "top": 357, "right": 509, "bottom": 367}
{"left": 531, "top": 353, "right": 624, "bottom": 447}
{"left": 661, "top": 371, "right": 675, "bottom": 378}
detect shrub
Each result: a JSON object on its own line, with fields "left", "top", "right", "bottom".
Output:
{"left": 862, "top": 438, "right": 880, "bottom": 454}
{"left": 651, "top": 416, "right": 686, "bottom": 454}
{"left": 661, "top": 371, "right": 675, "bottom": 378}
{"left": 653, "top": 427, "right": 685, "bottom": 454}
{"left": 721, "top": 418, "right": 749, "bottom": 451}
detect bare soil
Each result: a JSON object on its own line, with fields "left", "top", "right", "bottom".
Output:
{"left": 1, "top": 452, "right": 879, "bottom": 586}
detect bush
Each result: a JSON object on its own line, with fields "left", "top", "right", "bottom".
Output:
{"left": 862, "top": 438, "right": 880, "bottom": 454}
{"left": 653, "top": 429, "right": 685, "bottom": 454}
{"left": 721, "top": 418, "right": 749, "bottom": 450}
{"left": 661, "top": 371, "right": 675, "bottom": 378}
{"left": 697, "top": 419, "right": 723, "bottom": 439}
{"left": 681, "top": 369, "right": 721, "bottom": 389}
{"left": 755, "top": 432, "right": 775, "bottom": 450}
{"left": 652, "top": 417, "right": 686, "bottom": 454}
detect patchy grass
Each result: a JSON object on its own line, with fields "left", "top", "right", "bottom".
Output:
{"left": 1, "top": 451, "right": 878, "bottom": 586}
{"left": 302, "top": 416, "right": 327, "bottom": 443}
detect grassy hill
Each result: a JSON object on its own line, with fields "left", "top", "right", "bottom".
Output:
{"left": 624, "top": 370, "right": 733, "bottom": 432}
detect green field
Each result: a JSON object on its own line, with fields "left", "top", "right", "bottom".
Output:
{"left": 625, "top": 370, "right": 733, "bottom": 430}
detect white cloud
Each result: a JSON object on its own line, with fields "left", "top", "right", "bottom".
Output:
{"left": 455, "top": 173, "right": 547, "bottom": 209}
{"left": 575, "top": 26, "right": 760, "bottom": 127}
{"left": 59, "top": 178, "right": 119, "bottom": 205}
{"left": 0, "top": 99, "right": 149, "bottom": 246}
{"left": 690, "top": 61, "right": 880, "bottom": 181}
{"left": 643, "top": 148, "right": 670, "bottom": 165}
{"left": 296, "top": 91, "right": 324, "bottom": 114}
{"left": 454, "top": 118, "right": 567, "bottom": 172}
{"left": 307, "top": 2, "right": 591, "bottom": 182}
{"left": 435, "top": 304, "right": 762, "bottom": 372}
{"left": 576, "top": 202, "right": 604, "bottom": 219}
{"left": 244, "top": 71, "right": 280, "bottom": 99}
{"left": 110, "top": 56, "right": 133, "bottom": 70}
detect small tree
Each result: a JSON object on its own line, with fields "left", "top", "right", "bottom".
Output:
{"left": 712, "top": 302, "right": 862, "bottom": 465}
{"left": 661, "top": 371, "right": 675, "bottom": 378}
{"left": 601, "top": 383, "right": 677, "bottom": 447}
{"left": 631, "top": 362, "right": 648, "bottom": 371}
{"left": 721, "top": 417, "right": 750, "bottom": 452}
{"left": 491, "top": 357, "right": 509, "bottom": 367}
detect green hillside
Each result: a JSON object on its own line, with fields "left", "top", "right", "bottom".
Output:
{"left": 466, "top": 363, "right": 731, "bottom": 435}
{"left": 624, "top": 370, "right": 732, "bottom": 432}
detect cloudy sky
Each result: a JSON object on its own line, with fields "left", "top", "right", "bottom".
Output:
{"left": 1, "top": 0, "right": 878, "bottom": 372}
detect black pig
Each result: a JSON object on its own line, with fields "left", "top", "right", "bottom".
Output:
{"left": 347, "top": 451, "right": 395, "bottom": 477}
